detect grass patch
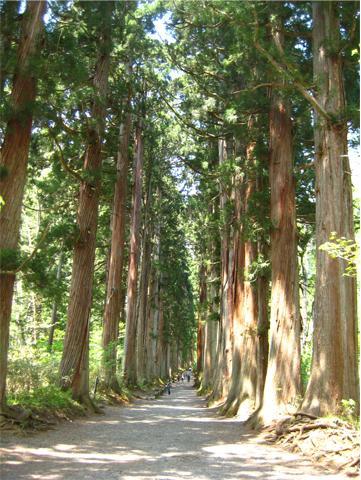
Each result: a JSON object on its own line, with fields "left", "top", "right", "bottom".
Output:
{"left": 8, "top": 385, "right": 82, "bottom": 411}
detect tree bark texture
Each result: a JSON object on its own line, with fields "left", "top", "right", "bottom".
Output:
{"left": 223, "top": 141, "right": 258, "bottom": 417}
{"left": 259, "top": 91, "right": 301, "bottom": 424}
{"left": 102, "top": 107, "right": 132, "bottom": 392}
{"left": 209, "top": 138, "right": 234, "bottom": 403}
{"left": 302, "top": 2, "right": 359, "bottom": 415}
{"left": 0, "top": 0, "right": 46, "bottom": 411}
{"left": 59, "top": 1, "right": 113, "bottom": 404}
{"left": 202, "top": 194, "right": 220, "bottom": 389}
{"left": 136, "top": 173, "right": 153, "bottom": 381}
{"left": 124, "top": 120, "right": 144, "bottom": 386}
{"left": 145, "top": 214, "right": 161, "bottom": 380}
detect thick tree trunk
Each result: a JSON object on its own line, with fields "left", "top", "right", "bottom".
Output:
{"left": 59, "top": 2, "right": 113, "bottom": 405}
{"left": 102, "top": 107, "right": 132, "bottom": 393}
{"left": 0, "top": 1, "right": 46, "bottom": 412}
{"left": 258, "top": 91, "right": 301, "bottom": 424}
{"left": 124, "top": 120, "right": 144, "bottom": 386}
{"left": 48, "top": 250, "right": 64, "bottom": 351}
{"left": 223, "top": 141, "right": 258, "bottom": 417}
{"left": 301, "top": 2, "right": 359, "bottom": 415}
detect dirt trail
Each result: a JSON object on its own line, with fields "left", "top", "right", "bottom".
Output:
{"left": 0, "top": 381, "right": 347, "bottom": 479}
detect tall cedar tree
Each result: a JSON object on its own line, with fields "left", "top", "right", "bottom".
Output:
{"left": 301, "top": 1, "right": 359, "bottom": 415}
{"left": 123, "top": 118, "right": 144, "bottom": 386}
{"left": 0, "top": 0, "right": 46, "bottom": 411}
{"left": 59, "top": 1, "right": 113, "bottom": 405}
{"left": 102, "top": 102, "right": 132, "bottom": 393}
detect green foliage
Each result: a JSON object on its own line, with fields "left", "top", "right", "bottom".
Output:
{"left": 339, "top": 399, "right": 359, "bottom": 426}
{"left": 8, "top": 385, "right": 80, "bottom": 410}
{"left": 319, "top": 232, "right": 358, "bottom": 276}
{"left": 7, "top": 344, "right": 61, "bottom": 395}
{"left": 246, "top": 254, "right": 271, "bottom": 283}
{"left": 0, "top": 248, "right": 22, "bottom": 271}
{"left": 3, "top": 0, "right": 359, "bottom": 415}
{"left": 301, "top": 342, "right": 312, "bottom": 390}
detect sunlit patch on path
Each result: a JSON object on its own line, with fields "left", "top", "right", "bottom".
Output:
{"left": 0, "top": 382, "right": 347, "bottom": 479}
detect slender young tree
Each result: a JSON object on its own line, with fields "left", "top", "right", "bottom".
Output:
{"left": 301, "top": 1, "right": 359, "bottom": 415}
{"left": 0, "top": 0, "right": 46, "bottom": 412}
{"left": 59, "top": 1, "right": 113, "bottom": 405}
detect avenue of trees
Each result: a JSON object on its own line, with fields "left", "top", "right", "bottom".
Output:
{"left": 0, "top": 0, "right": 359, "bottom": 427}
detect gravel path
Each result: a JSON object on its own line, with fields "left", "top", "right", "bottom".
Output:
{"left": 0, "top": 381, "right": 347, "bottom": 479}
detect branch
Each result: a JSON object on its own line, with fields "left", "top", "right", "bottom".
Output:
{"left": 0, "top": 223, "right": 52, "bottom": 275}
{"left": 174, "top": 154, "right": 214, "bottom": 177}
{"left": 157, "top": 90, "right": 227, "bottom": 140}
{"left": 251, "top": 4, "right": 332, "bottom": 123}
{"left": 48, "top": 128, "right": 84, "bottom": 183}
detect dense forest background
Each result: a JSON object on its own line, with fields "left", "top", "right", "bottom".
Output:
{"left": 0, "top": 0, "right": 359, "bottom": 426}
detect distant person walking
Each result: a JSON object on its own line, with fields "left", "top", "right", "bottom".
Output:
{"left": 166, "top": 381, "right": 171, "bottom": 395}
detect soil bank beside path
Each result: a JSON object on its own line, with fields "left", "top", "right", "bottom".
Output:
{"left": 0, "top": 381, "right": 348, "bottom": 479}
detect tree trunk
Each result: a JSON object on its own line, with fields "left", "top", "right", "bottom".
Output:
{"left": 255, "top": 240, "right": 270, "bottom": 410}
{"left": 0, "top": 0, "right": 46, "bottom": 412}
{"left": 59, "top": 1, "right": 113, "bottom": 406}
{"left": 124, "top": 119, "right": 144, "bottom": 386}
{"left": 136, "top": 173, "right": 153, "bottom": 382}
{"left": 209, "top": 138, "right": 234, "bottom": 403}
{"left": 145, "top": 212, "right": 161, "bottom": 380}
{"left": 258, "top": 89, "right": 301, "bottom": 424}
{"left": 223, "top": 141, "right": 258, "bottom": 417}
{"left": 302, "top": 2, "right": 359, "bottom": 415}
{"left": 202, "top": 219, "right": 220, "bottom": 389}
{"left": 197, "top": 263, "right": 207, "bottom": 378}
{"left": 48, "top": 250, "right": 64, "bottom": 351}
{"left": 102, "top": 105, "right": 132, "bottom": 393}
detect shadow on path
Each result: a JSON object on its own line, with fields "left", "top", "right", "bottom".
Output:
{"left": 0, "top": 381, "right": 347, "bottom": 479}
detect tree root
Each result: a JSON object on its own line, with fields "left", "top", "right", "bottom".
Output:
{"left": 262, "top": 415, "right": 359, "bottom": 477}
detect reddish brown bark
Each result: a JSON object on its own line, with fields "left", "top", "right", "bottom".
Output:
{"left": 123, "top": 120, "right": 144, "bottom": 386}
{"left": 59, "top": 2, "right": 113, "bottom": 405}
{"left": 301, "top": 2, "right": 359, "bottom": 415}
{"left": 223, "top": 141, "right": 258, "bottom": 417}
{"left": 258, "top": 91, "right": 301, "bottom": 424}
{"left": 0, "top": 1, "right": 46, "bottom": 411}
{"left": 102, "top": 107, "right": 132, "bottom": 392}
